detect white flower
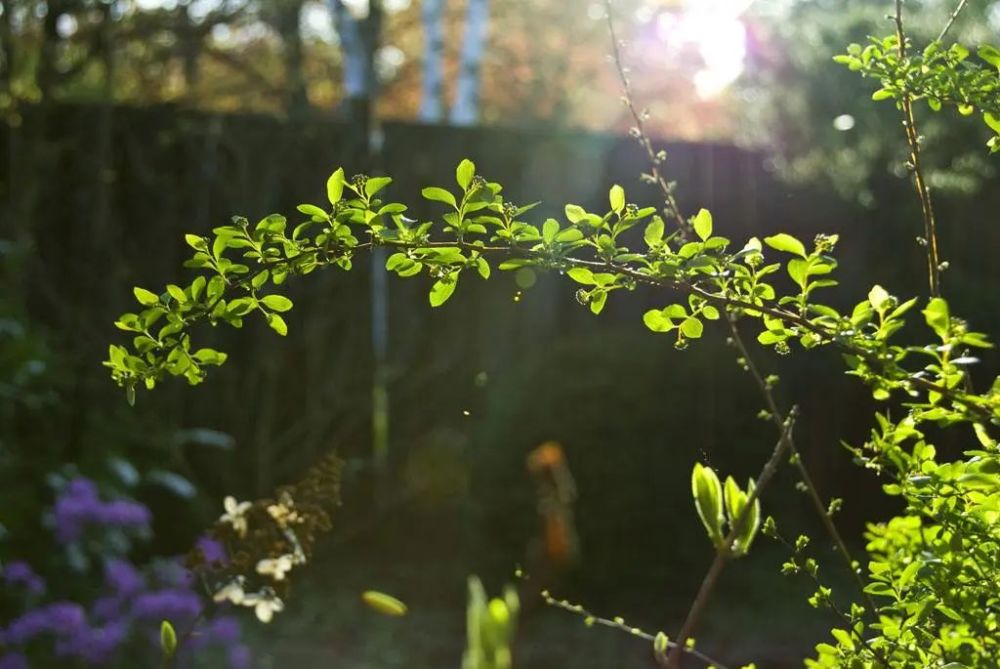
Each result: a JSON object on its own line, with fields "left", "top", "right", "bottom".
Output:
{"left": 212, "top": 576, "right": 246, "bottom": 605}
{"left": 266, "top": 492, "right": 301, "bottom": 528}
{"left": 243, "top": 588, "right": 284, "bottom": 623}
{"left": 220, "top": 496, "right": 251, "bottom": 537}
{"left": 256, "top": 554, "right": 295, "bottom": 581}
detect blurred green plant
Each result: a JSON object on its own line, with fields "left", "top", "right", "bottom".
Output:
{"left": 462, "top": 576, "right": 518, "bottom": 669}
{"left": 104, "top": 1, "right": 1000, "bottom": 667}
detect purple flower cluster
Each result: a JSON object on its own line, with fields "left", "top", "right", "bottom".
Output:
{"left": 2, "top": 561, "right": 45, "bottom": 596}
{"left": 1, "top": 478, "right": 253, "bottom": 668}
{"left": 196, "top": 536, "right": 228, "bottom": 565}
{"left": 53, "top": 478, "right": 151, "bottom": 543}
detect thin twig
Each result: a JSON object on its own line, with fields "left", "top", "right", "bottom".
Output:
{"left": 665, "top": 410, "right": 797, "bottom": 668}
{"left": 936, "top": 0, "right": 970, "bottom": 43}
{"left": 895, "top": 0, "right": 942, "bottom": 298}
{"left": 770, "top": 531, "right": 890, "bottom": 665}
{"left": 541, "top": 596, "right": 731, "bottom": 669}
{"left": 603, "top": 0, "right": 688, "bottom": 233}
{"left": 725, "top": 316, "right": 879, "bottom": 617}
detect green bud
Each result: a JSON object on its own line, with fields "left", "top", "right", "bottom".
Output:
{"left": 654, "top": 631, "right": 670, "bottom": 658}
{"left": 691, "top": 463, "right": 725, "bottom": 548}
{"left": 160, "top": 620, "right": 177, "bottom": 659}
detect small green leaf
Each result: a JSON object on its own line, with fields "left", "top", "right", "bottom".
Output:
{"left": 978, "top": 44, "right": 1000, "bottom": 68}
{"left": 984, "top": 113, "right": 1000, "bottom": 134}
{"left": 166, "top": 284, "right": 187, "bottom": 304}
{"left": 868, "top": 285, "right": 890, "bottom": 311}
{"left": 429, "top": 275, "right": 458, "bottom": 307}
{"left": 456, "top": 159, "right": 476, "bottom": 190}
{"left": 365, "top": 176, "right": 392, "bottom": 198}
{"left": 564, "top": 204, "right": 587, "bottom": 224}
{"left": 261, "top": 295, "right": 294, "bottom": 312}
{"left": 923, "top": 297, "right": 950, "bottom": 336}
{"left": 422, "top": 187, "right": 457, "bottom": 208}
{"left": 297, "top": 204, "right": 328, "bottom": 219}
{"left": 568, "top": 267, "right": 595, "bottom": 285}
{"left": 184, "top": 234, "right": 207, "bottom": 251}
{"left": 764, "top": 233, "right": 806, "bottom": 257}
{"left": 542, "top": 218, "right": 560, "bottom": 244}
{"left": 644, "top": 218, "right": 664, "bottom": 246}
{"left": 692, "top": 209, "right": 713, "bottom": 241}
{"left": 267, "top": 313, "right": 288, "bottom": 336}
{"left": 680, "top": 317, "right": 703, "bottom": 338}
{"left": 327, "top": 168, "right": 345, "bottom": 205}
{"left": 609, "top": 185, "right": 625, "bottom": 214}
{"left": 590, "top": 291, "right": 607, "bottom": 314}
{"left": 134, "top": 287, "right": 160, "bottom": 306}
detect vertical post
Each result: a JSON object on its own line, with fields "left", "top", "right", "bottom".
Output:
{"left": 450, "top": 0, "right": 490, "bottom": 125}
{"left": 419, "top": 0, "right": 445, "bottom": 121}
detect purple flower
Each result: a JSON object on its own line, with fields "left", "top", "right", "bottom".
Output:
{"left": 3, "top": 560, "right": 45, "bottom": 596}
{"left": 132, "top": 589, "right": 202, "bottom": 622}
{"left": 4, "top": 601, "right": 86, "bottom": 644}
{"left": 0, "top": 652, "right": 29, "bottom": 669}
{"left": 204, "top": 616, "right": 241, "bottom": 644}
{"left": 104, "top": 559, "right": 144, "bottom": 598}
{"left": 55, "top": 620, "right": 128, "bottom": 664}
{"left": 52, "top": 477, "right": 151, "bottom": 543}
{"left": 196, "top": 536, "right": 228, "bottom": 566}
{"left": 91, "top": 595, "right": 123, "bottom": 622}
{"left": 228, "top": 644, "right": 253, "bottom": 669}
{"left": 153, "top": 560, "right": 195, "bottom": 588}
{"left": 98, "top": 500, "right": 152, "bottom": 529}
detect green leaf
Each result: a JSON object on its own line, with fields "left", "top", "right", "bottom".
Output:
{"left": 327, "top": 168, "right": 345, "bottom": 205}
{"left": 787, "top": 259, "right": 808, "bottom": 287}
{"left": 643, "top": 309, "right": 673, "bottom": 333}
{"left": 692, "top": 208, "right": 713, "bottom": 241}
{"left": 160, "top": 620, "right": 177, "bottom": 659}
{"left": 872, "top": 88, "right": 894, "bottom": 101}
{"left": 476, "top": 257, "right": 490, "bottom": 279}
{"left": 429, "top": 275, "right": 458, "bottom": 307}
{"left": 923, "top": 297, "right": 950, "bottom": 336}
{"left": 184, "top": 234, "right": 207, "bottom": 251}
{"left": 764, "top": 233, "right": 806, "bottom": 258}
{"left": 134, "top": 287, "right": 160, "bottom": 306}
{"left": 422, "top": 187, "right": 457, "bottom": 208}
{"left": 260, "top": 295, "right": 294, "bottom": 312}
{"left": 456, "top": 159, "right": 476, "bottom": 190}
{"left": 542, "top": 218, "right": 560, "bottom": 244}
{"left": 365, "top": 176, "right": 392, "bottom": 198}
{"left": 166, "top": 284, "right": 187, "bottom": 304}
{"left": 590, "top": 291, "right": 607, "bottom": 314}
{"left": 680, "top": 317, "right": 703, "bottom": 339}
{"left": 978, "top": 44, "right": 1000, "bottom": 68}
{"left": 609, "top": 185, "right": 625, "bottom": 214}
{"left": 984, "top": 113, "right": 1000, "bottom": 134}
{"left": 568, "top": 267, "right": 595, "bottom": 285}
{"left": 564, "top": 204, "right": 587, "bottom": 224}
{"left": 297, "top": 204, "right": 328, "bottom": 219}
{"left": 267, "top": 313, "right": 288, "bottom": 336}
{"left": 644, "top": 218, "right": 664, "bottom": 246}
{"left": 868, "top": 285, "right": 890, "bottom": 311}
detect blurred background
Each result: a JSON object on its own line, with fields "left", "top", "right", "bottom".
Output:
{"left": 2, "top": 0, "right": 1000, "bottom": 667}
